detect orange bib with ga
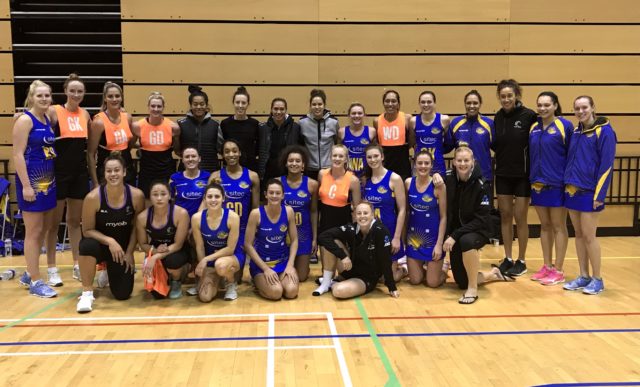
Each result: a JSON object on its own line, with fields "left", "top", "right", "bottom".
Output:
{"left": 377, "top": 112, "right": 407, "bottom": 146}
{"left": 96, "top": 111, "right": 132, "bottom": 151}
{"left": 54, "top": 105, "right": 88, "bottom": 138}
{"left": 138, "top": 118, "right": 173, "bottom": 151}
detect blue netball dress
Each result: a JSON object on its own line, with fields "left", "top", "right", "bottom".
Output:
{"left": 342, "top": 126, "right": 371, "bottom": 178}
{"left": 281, "top": 175, "right": 312, "bottom": 255}
{"left": 169, "top": 170, "right": 211, "bottom": 218}
{"left": 220, "top": 167, "right": 252, "bottom": 266}
{"left": 200, "top": 208, "right": 243, "bottom": 267}
{"left": 414, "top": 113, "right": 446, "bottom": 175}
{"left": 250, "top": 204, "right": 290, "bottom": 277}
{"left": 16, "top": 111, "right": 57, "bottom": 212}
{"left": 364, "top": 170, "right": 405, "bottom": 260}
{"left": 406, "top": 178, "right": 443, "bottom": 261}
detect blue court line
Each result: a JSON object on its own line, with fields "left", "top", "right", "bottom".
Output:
{"left": 1, "top": 328, "right": 639, "bottom": 347}
{"left": 532, "top": 383, "right": 640, "bottom": 387}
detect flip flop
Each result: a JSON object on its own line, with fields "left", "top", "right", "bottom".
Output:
{"left": 495, "top": 269, "right": 516, "bottom": 282}
{"left": 458, "top": 294, "right": 479, "bottom": 304}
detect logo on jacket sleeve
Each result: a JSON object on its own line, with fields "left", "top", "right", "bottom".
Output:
{"left": 480, "top": 195, "right": 490, "bottom": 206}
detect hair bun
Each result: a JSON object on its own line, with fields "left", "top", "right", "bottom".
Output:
{"left": 188, "top": 84, "right": 203, "bottom": 94}
{"left": 236, "top": 86, "right": 247, "bottom": 93}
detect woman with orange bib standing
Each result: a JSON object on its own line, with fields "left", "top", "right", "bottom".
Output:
{"left": 44, "top": 73, "right": 91, "bottom": 285}
{"left": 132, "top": 92, "right": 180, "bottom": 199}
{"left": 313, "top": 144, "right": 361, "bottom": 296}
{"left": 88, "top": 82, "right": 136, "bottom": 187}
{"left": 374, "top": 90, "right": 413, "bottom": 181}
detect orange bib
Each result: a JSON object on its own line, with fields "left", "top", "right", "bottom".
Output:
{"left": 96, "top": 111, "right": 132, "bottom": 151}
{"left": 377, "top": 112, "right": 407, "bottom": 146}
{"left": 139, "top": 118, "right": 173, "bottom": 151}
{"left": 54, "top": 105, "right": 88, "bottom": 138}
{"left": 319, "top": 169, "right": 353, "bottom": 207}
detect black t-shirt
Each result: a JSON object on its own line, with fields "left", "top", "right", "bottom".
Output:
{"left": 221, "top": 116, "right": 260, "bottom": 172}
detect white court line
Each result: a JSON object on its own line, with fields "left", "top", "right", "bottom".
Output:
{"left": 0, "top": 311, "right": 329, "bottom": 323}
{"left": 326, "top": 312, "right": 353, "bottom": 387}
{"left": 0, "top": 344, "right": 335, "bottom": 357}
{"left": 267, "top": 314, "right": 275, "bottom": 387}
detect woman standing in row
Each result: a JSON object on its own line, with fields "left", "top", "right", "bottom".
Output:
{"left": 280, "top": 146, "right": 318, "bottom": 282}
{"left": 258, "top": 97, "right": 301, "bottom": 184}
{"left": 245, "top": 179, "right": 299, "bottom": 300}
{"left": 563, "top": 96, "right": 616, "bottom": 295}
{"left": 299, "top": 89, "right": 339, "bottom": 181}
{"left": 528, "top": 92, "right": 573, "bottom": 286}
{"left": 374, "top": 90, "right": 413, "bottom": 181}
{"left": 14, "top": 80, "right": 58, "bottom": 298}
{"left": 338, "top": 103, "right": 376, "bottom": 180}
{"left": 221, "top": 86, "right": 260, "bottom": 172}
{"left": 169, "top": 147, "right": 211, "bottom": 218}
{"left": 133, "top": 92, "right": 180, "bottom": 200}
{"left": 89, "top": 82, "right": 136, "bottom": 187}
{"left": 410, "top": 91, "right": 450, "bottom": 176}
{"left": 493, "top": 79, "right": 537, "bottom": 277}
{"left": 44, "top": 73, "right": 91, "bottom": 285}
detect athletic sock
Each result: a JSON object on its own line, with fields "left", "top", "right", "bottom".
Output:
{"left": 47, "top": 267, "right": 58, "bottom": 274}
{"left": 313, "top": 270, "right": 334, "bottom": 295}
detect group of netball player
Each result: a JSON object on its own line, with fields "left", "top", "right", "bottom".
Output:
{"left": 12, "top": 73, "right": 616, "bottom": 311}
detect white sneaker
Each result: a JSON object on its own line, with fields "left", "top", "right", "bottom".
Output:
{"left": 47, "top": 270, "right": 63, "bottom": 287}
{"left": 224, "top": 282, "right": 238, "bottom": 301}
{"left": 186, "top": 286, "right": 198, "bottom": 296}
{"left": 97, "top": 270, "right": 109, "bottom": 288}
{"left": 73, "top": 265, "right": 81, "bottom": 281}
{"left": 76, "top": 292, "right": 95, "bottom": 313}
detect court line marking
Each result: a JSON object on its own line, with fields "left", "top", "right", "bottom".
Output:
{"left": 0, "top": 291, "right": 79, "bottom": 333}
{"left": 533, "top": 383, "right": 640, "bottom": 387}
{"left": 3, "top": 311, "right": 639, "bottom": 327}
{"left": 2, "top": 328, "right": 638, "bottom": 347}
{"left": 267, "top": 314, "right": 275, "bottom": 387}
{"left": 0, "top": 344, "right": 335, "bottom": 357}
{"left": 326, "top": 312, "right": 353, "bottom": 387}
{"left": 355, "top": 298, "right": 400, "bottom": 387}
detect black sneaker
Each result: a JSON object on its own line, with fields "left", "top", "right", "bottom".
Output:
{"left": 497, "top": 258, "right": 514, "bottom": 274}
{"left": 506, "top": 260, "right": 527, "bottom": 277}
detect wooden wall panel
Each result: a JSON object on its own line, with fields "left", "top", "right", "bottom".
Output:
{"left": 510, "top": 0, "right": 640, "bottom": 23}
{"left": 319, "top": 0, "right": 511, "bottom": 22}
{"left": 0, "top": 85, "right": 15, "bottom": 114}
{"left": 121, "top": 0, "right": 319, "bottom": 21}
{"left": 0, "top": 21, "right": 11, "bottom": 50}
{"left": 122, "top": 23, "right": 510, "bottom": 54}
{"left": 0, "top": 0, "right": 8, "bottom": 18}
{"left": 0, "top": 53, "right": 13, "bottom": 82}
{"left": 509, "top": 25, "right": 640, "bottom": 53}
{"left": 509, "top": 56, "right": 640, "bottom": 83}
{"left": 123, "top": 85, "right": 640, "bottom": 116}
{"left": 0, "top": 117, "right": 13, "bottom": 144}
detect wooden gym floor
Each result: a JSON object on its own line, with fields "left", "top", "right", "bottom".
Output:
{"left": 0, "top": 237, "right": 638, "bottom": 387}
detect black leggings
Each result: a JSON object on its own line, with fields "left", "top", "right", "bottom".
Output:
{"left": 450, "top": 232, "right": 489, "bottom": 290}
{"left": 79, "top": 237, "right": 134, "bottom": 301}
{"left": 161, "top": 246, "right": 190, "bottom": 270}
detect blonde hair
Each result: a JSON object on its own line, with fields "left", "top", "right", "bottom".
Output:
{"left": 23, "top": 80, "right": 52, "bottom": 109}
{"left": 454, "top": 145, "right": 474, "bottom": 158}
{"left": 331, "top": 144, "right": 350, "bottom": 170}
{"left": 100, "top": 82, "right": 124, "bottom": 111}
{"left": 147, "top": 91, "right": 165, "bottom": 107}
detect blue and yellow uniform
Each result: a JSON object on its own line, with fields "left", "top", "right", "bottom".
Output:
{"left": 169, "top": 170, "right": 211, "bottom": 218}
{"left": 342, "top": 126, "right": 371, "bottom": 178}
{"left": 529, "top": 117, "right": 573, "bottom": 207}
{"left": 200, "top": 208, "right": 242, "bottom": 267}
{"left": 446, "top": 114, "right": 495, "bottom": 180}
{"left": 281, "top": 175, "right": 312, "bottom": 255}
{"left": 250, "top": 204, "right": 290, "bottom": 277}
{"left": 220, "top": 167, "right": 252, "bottom": 266}
{"left": 364, "top": 170, "right": 405, "bottom": 260}
{"left": 406, "top": 178, "right": 443, "bottom": 261}
{"left": 564, "top": 117, "right": 616, "bottom": 212}
{"left": 414, "top": 113, "right": 446, "bottom": 175}
{"left": 16, "top": 111, "right": 57, "bottom": 212}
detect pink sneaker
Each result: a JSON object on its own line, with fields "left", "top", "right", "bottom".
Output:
{"left": 531, "top": 265, "right": 552, "bottom": 281}
{"left": 540, "top": 268, "right": 565, "bottom": 286}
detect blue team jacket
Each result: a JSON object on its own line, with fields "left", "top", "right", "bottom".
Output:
{"left": 563, "top": 117, "right": 617, "bottom": 203}
{"left": 529, "top": 117, "right": 573, "bottom": 188}
{"left": 446, "top": 114, "right": 495, "bottom": 180}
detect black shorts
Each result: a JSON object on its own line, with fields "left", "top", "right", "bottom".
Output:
{"left": 449, "top": 232, "right": 489, "bottom": 290}
{"left": 319, "top": 203, "right": 352, "bottom": 233}
{"left": 341, "top": 271, "right": 378, "bottom": 294}
{"left": 495, "top": 176, "right": 531, "bottom": 197}
{"left": 56, "top": 171, "right": 90, "bottom": 200}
